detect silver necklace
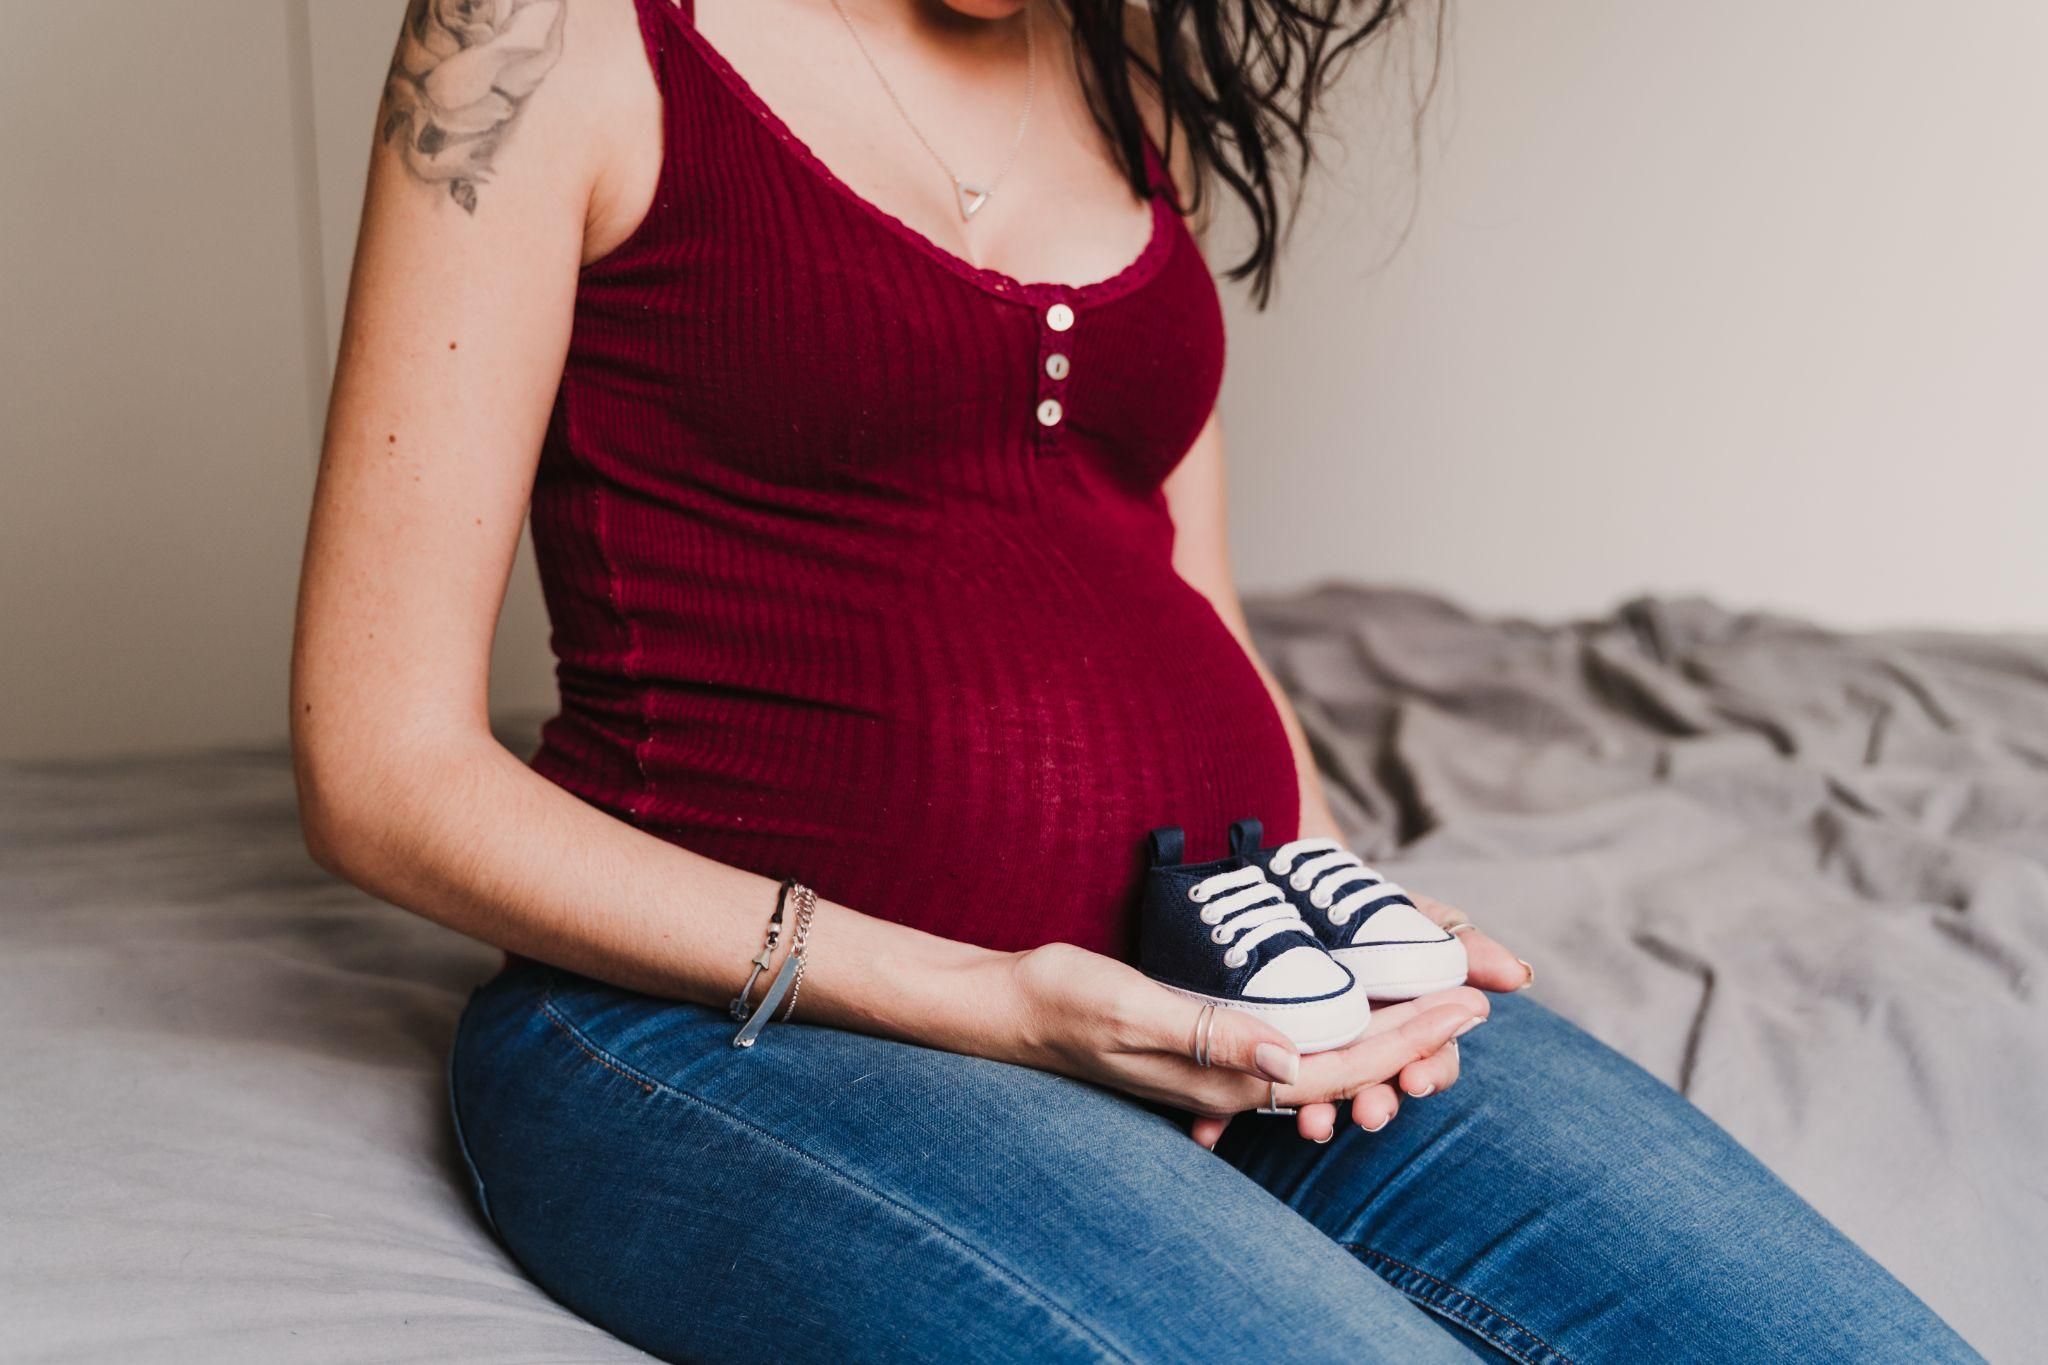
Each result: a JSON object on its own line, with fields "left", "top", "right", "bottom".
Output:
{"left": 828, "top": 0, "right": 1036, "bottom": 221}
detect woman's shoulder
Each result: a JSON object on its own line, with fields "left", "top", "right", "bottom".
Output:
{"left": 375, "top": 0, "right": 662, "bottom": 263}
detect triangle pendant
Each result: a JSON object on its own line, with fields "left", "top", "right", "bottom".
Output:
{"left": 955, "top": 181, "right": 992, "bottom": 221}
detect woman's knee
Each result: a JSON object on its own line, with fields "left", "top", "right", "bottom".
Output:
{"left": 1231, "top": 993, "right": 1978, "bottom": 1361}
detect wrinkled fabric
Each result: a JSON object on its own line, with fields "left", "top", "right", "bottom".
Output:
{"left": 1247, "top": 584, "right": 2048, "bottom": 1360}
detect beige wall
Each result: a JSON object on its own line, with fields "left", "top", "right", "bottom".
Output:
{"left": 4, "top": 1, "right": 2041, "bottom": 761}
{"left": 1, "top": 0, "right": 552, "bottom": 762}
{"left": 1217, "top": 1, "right": 2048, "bottom": 629}
{"left": 3, "top": 3, "right": 326, "bottom": 762}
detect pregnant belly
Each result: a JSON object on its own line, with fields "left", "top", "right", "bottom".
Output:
{"left": 531, "top": 571, "right": 1302, "bottom": 958}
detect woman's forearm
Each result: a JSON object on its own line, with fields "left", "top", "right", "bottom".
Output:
{"left": 294, "top": 725, "right": 1033, "bottom": 1062}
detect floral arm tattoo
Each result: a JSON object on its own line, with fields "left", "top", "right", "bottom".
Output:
{"left": 380, "top": 0, "right": 567, "bottom": 213}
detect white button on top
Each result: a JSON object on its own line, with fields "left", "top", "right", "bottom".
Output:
{"left": 1044, "top": 352, "right": 1071, "bottom": 381}
{"left": 1045, "top": 302, "right": 1075, "bottom": 332}
{"left": 1035, "top": 397, "right": 1064, "bottom": 427}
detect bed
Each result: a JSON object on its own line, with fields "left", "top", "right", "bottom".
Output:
{"left": 3, "top": 584, "right": 2038, "bottom": 1361}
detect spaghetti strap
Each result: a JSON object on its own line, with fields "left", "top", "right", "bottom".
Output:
{"left": 1136, "top": 120, "right": 1181, "bottom": 209}
{"left": 637, "top": 0, "right": 693, "bottom": 27}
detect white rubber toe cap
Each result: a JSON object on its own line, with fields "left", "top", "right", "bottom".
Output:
{"left": 1242, "top": 945, "right": 1351, "bottom": 1000}
{"left": 1340, "top": 902, "right": 1448, "bottom": 948}
{"left": 1333, "top": 913, "right": 1468, "bottom": 1000}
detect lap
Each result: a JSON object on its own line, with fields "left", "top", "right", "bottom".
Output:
{"left": 1220, "top": 992, "right": 1982, "bottom": 1363}
{"left": 449, "top": 960, "right": 1473, "bottom": 1365}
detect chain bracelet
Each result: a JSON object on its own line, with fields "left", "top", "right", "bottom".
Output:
{"left": 778, "top": 883, "right": 819, "bottom": 1022}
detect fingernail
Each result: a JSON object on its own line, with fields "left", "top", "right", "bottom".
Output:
{"left": 1254, "top": 1042, "right": 1300, "bottom": 1085}
{"left": 1454, "top": 1016, "right": 1485, "bottom": 1038}
{"left": 1516, "top": 960, "right": 1535, "bottom": 991}
{"left": 1405, "top": 1084, "right": 1436, "bottom": 1098}
{"left": 1362, "top": 1115, "right": 1391, "bottom": 1133}
{"left": 1313, "top": 1131, "right": 1332, "bottom": 1145}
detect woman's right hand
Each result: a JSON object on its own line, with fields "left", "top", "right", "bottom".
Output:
{"left": 1002, "top": 943, "right": 1488, "bottom": 1145}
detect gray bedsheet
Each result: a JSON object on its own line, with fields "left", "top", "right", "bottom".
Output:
{"left": 2, "top": 585, "right": 2038, "bottom": 1362}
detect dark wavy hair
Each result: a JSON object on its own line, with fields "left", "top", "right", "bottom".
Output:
{"left": 1061, "top": 0, "right": 1442, "bottom": 307}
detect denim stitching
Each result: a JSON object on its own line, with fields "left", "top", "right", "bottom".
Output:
{"left": 446, "top": 1002, "right": 501, "bottom": 1235}
{"left": 540, "top": 1004, "right": 660, "bottom": 1093}
{"left": 534, "top": 981, "right": 1135, "bottom": 1364}
{"left": 1345, "top": 1245, "right": 1575, "bottom": 1365}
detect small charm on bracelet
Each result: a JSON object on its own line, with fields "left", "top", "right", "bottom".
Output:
{"left": 730, "top": 877, "right": 795, "bottom": 1025}
{"left": 732, "top": 878, "right": 816, "bottom": 1048}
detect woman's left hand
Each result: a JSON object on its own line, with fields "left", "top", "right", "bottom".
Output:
{"left": 1410, "top": 890, "right": 1536, "bottom": 996}
{"left": 1188, "top": 880, "right": 1535, "bottom": 1147}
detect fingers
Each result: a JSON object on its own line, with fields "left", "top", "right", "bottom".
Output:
{"left": 1110, "top": 965, "right": 1305, "bottom": 1086}
{"left": 1350, "top": 1083, "right": 1400, "bottom": 1132}
{"left": 1141, "top": 993, "right": 1300, "bottom": 1086}
{"left": 1296, "top": 991, "right": 1488, "bottom": 1103}
{"left": 1189, "top": 1112, "right": 1232, "bottom": 1151}
{"left": 1459, "top": 928, "right": 1534, "bottom": 994}
{"left": 1295, "top": 1101, "right": 1339, "bottom": 1143}
{"left": 1396, "top": 1028, "right": 1462, "bottom": 1099}
{"left": 1412, "top": 893, "right": 1535, "bottom": 995}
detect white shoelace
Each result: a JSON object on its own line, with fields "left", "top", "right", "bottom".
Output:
{"left": 1187, "top": 864, "right": 1316, "bottom": 969}
{"left": 1268, "top": 837, "right": 1413, "bottom": 927}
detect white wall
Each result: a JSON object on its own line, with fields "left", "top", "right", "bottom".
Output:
{"left": 2, "top": 3, "right": 327, "bottom": 761}
{"left": 0, "top": 0, "right": 553, "bottom": 762}
{"left": 4, "top": 1, "right": 2042, "bottom": 761}
{"left": 1219, "top": 0, "right": 2048, "bottom": 630}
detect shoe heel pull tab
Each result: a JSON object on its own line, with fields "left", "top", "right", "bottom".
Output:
{"left": 1146, "top": 826, "right": 1185, "bottom": 868}
{"left": 1228, "top": 818, "right": 1263, "bottom": 859}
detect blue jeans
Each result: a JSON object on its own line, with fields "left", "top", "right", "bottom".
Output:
{"left": 448, "top": 959, "right": 1979, "bottom": 1362}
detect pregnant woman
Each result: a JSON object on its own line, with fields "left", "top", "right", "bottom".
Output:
{"left": 291, "top": 0, "right": 1978, "bottom": 1359}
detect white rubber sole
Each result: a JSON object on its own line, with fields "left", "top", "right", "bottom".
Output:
{"left": 1158, "top": 981, "right": 1372, "bottom": 1055}
{"left": 1334, "top": 941, "right": 1469, "bottom": 1003}
{"left": 1348, "top": 972, "right": 1470, "bottom": 1001}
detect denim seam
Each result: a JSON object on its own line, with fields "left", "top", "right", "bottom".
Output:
{"left": 446, "top": 1006, "right": 500, "bottom": 1235}
{"left": 1344, "top": 1244, "right": 1575, "bottom": 1365}
{"left": 536, "top": 982, "right": 1135, "bottom": 1364}
{"left": 539, "top": 999, "right": 659, "bottom": 1094}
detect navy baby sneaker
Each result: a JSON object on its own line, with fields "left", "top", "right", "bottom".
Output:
{"left": 1228, "top": 818, "right": 1467, "bottom": 1001}
{"left": 1138, "top": 826, "right": 1370, "bottom": 1053}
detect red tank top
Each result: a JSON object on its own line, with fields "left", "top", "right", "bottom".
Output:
{"left": 528, "top": 0, "right": 1301, "bottom": 957}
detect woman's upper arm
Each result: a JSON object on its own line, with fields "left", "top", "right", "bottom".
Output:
{"left": 293, "top": 1, "right": 652, "bottom": 777}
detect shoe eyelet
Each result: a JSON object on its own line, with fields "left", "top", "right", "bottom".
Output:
{"left": 1198, "top": 907, "right": 1222, "bottom": 926}
{"left": 1223, "top": 950, "right": 1247, "bottom": 969}
{"left": 1290, "top": 872, "right": 1312, "bottom": 892}
{"left": 1310, "top": 890, "right": 1331, "bottom": 909}
{"left": 1210, "top": 927, "right": 1229, "bottom": 945}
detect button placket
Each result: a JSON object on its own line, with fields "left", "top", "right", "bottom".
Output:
{"left": 1034, "top": 298, "right": 1076, "bottom": 455}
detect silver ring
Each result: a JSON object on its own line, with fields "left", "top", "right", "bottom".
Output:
{"left": 1191, "top": 1002, "right": 1217, "bottom": 1069}
{"left": 1257, "top": 1080, "right": 1298, "bottom": 1117}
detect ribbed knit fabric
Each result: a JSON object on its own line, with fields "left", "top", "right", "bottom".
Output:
{"left": 527, "top": 0, "right": 1300, "bottom": 957}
